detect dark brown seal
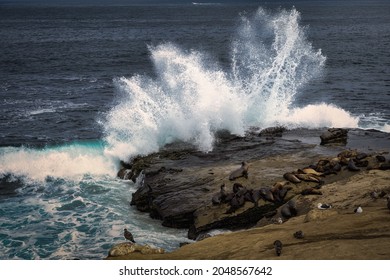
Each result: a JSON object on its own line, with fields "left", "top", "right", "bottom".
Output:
{"left": 229, "top": 162, "right": 249, "bottom": 180}
{"left": 281, "top": 200, "right": 297, "bottom": 219}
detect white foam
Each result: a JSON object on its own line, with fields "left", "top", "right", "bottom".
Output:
{"left": 0, "top": 142, "right": 117, "bottom": 182}
{"left": 102, "top": 7, "right": 363, "bottom": 161}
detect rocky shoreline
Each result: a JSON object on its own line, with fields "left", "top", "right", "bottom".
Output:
{"left": 107, "top": 127, "right": 390, "bottom": 259}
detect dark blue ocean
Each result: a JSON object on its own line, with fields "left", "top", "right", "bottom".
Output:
{"left": 1, "top": 0, "right": 389, "bottom": 259}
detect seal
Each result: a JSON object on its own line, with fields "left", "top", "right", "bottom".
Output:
{"left": 273, "top": 240, "right": 283, "bottom": 256}
{"left": 229, "top": 162, "right": 249, "bottom": 181}
{"left": 295, "top": 173, "right": 320, "bottom": 183}
{"left": 301, "top": 188, "right": 322, "bottom": 196}
{"left": 281, "top": 200, "right": 297, "bottom": 219}
{"left": 283, "top": 173, "right": 301, "bottom": 183}
{"left": 124, "top": 228, "right": 135, "bottom": 243}
{"left": 293, "top": 230, "right": 304, "bottom": 239}
{"left": 212, "top": 184, "right": 228, "bottom": 205}
{"left": 301, "top": 168, "right": 323, "bottom": 177}
{"left": 347, "top": 159, "right": 360, "bottom": 172}
{"left": 259, "top": 187, "right": 274, "bottom": 202}
{"left": 272, "top": 185, "right": 292, "bottom": 203}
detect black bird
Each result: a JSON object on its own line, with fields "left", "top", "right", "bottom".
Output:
{"left": 273, "top": 240, "right": 283, "bottom": 256}
{"left": 124, "top": 228, "right": 135, "bottom": 243}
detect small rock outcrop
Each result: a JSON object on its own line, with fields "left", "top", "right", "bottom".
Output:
{"left": 320, "top": 128, "right": 348, "bottom": 146}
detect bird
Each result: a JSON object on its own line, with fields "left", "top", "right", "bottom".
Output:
{"left": 386, "top": 196, "right": 390, "bottom": 211}
{"left": 317, "top": 203, "right": 332, "bottom": 210}
{"left": 354, "top": 206, "right": 363, "bottom": 214}
{"left": 273, "top": 240, "right": 283, "bottom": 256}
{"left": 293, "top": 230, "right": 304, "bottom": 239}
{"left": 124, "top": 228, "right": 135, "bottom": 243}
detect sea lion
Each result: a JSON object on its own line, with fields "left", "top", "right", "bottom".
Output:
{"left": 283, "top": 173, "right": 301, "bottom": 183}
{"left": 295, "top": 173, "right": 320, "bottom": 183}
{"left": 379, "top": 163, "right": 390, "bottom": 170}
{"left": 233, "top": 182, "right": 246, "bottom": 194}
{"left": 347, "top": 159, "right": 360, "bottom": 171}
{"left": 293, "top": 230, "right": 304, "bottom": 239}
{"left": 212, "top": 184, "right": 228, "bottom": 205}
{"left": 229, "top": 162, "right": 249, "bottom": 181}
{"left": 301, "top": 188, "right": 322, "bottom": 196}
{"left": 272, "top": 185, "right": 292, "bottom": 203}
{"left": 301, "top": 168, "right": 324, "bottom": 177}
{"left": 280, "top": 200, "right": 297, "bottom": 219}
{"left": 259, "top": 187, "right": 274, "bottom": 202}
{"left": 273, "top": 240, "right": 283, "bottom": 256}
{"left": 124, "top": 228, "right": 135, "bottom": 243}
{"left": 226, "top": 194, "right": 245, "bottom": 214}
{"left": 376, "top": 155, "right": 386, "bottom": 162}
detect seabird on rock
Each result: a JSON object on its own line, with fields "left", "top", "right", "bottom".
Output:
{"left": 273, "top": 240, "right": 283, "bottom": 256}
{"left": 317, "top": 203, "right": 332, "bottom": 210}
{"left": 354, "top": 206, "right": 363, "bottom": 214}
{"left": 124, "top": 228, "right": 135, "bottom": 243}
{"left": 386, "top": 196, "right": 390, "bottom": 211}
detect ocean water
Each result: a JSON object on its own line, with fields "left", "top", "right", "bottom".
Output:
{"left": 1, "top": 1, "right": 389, "bottom": 259}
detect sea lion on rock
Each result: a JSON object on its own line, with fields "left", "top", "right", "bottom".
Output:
{"left": 301, "top": 188, "right": 322, "bottom": 196}
{"left": 272, "top": 185, "right": 292, "bottom": 203}
{"left": 212, "top": 184, "right": 228, "bottom": 205}
{"left": 301, "top": 168, "right": 324, "bottom": 177}
{"left": 283, "top": 173, "right": 301, "bottom": 183}
{"left": 295, "top": 173, "right": 320, "bottom": 183}
{"left": 273, "top": 240, "right": 283, "bottom": 256}
{"left": 281, "top": 200, "right": 297, "bottom": 219}
{"left": 259, "top": 187, "right": 274, "bottom": 202}
{"left": 229, "top": 162, "right": 249, "bottom": 180}
{"left": 347, "top": 159, "right": 360, "bottom": 171}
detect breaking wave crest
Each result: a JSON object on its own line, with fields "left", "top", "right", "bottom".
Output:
{"left": 103, "top": 7, "right": 359, "bottom": 161}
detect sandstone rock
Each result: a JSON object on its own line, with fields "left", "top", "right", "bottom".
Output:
{"left": 108, "top": 242, "right": 164, "bottom": 257}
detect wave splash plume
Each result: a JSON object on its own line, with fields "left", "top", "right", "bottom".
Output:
{"left": 103, "top": 7, "right": 359, "bottom": 161}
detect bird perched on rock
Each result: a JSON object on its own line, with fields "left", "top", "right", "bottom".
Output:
{"left": 293, "top": 230, "right": 304, "bottom": 239}
{"left": 354, "top": 206, "right": 363, "bottom": 214}
{"left": 317, "top": 203, "right": 332, "bottom": 210}
{"left": 124, "top": 228, "right": 135, "bottom": 243}
{"left": 387, "top": 196, "right": 390, "bottom": 212}
{"left": 273, "top": 240, "right": 283, "bottom": 256}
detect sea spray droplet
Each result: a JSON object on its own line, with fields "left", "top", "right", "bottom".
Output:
{"left": 103, "top": 7, "right": 357, "bottom": 161}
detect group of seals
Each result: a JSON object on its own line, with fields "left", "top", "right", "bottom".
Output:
{"left": 211, "top": 181, "right": 293, "bottom": 214}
